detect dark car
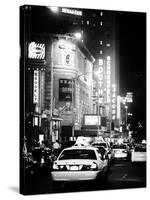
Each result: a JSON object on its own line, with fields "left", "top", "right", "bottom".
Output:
{"left": 61, "top": 141, "right": 76, "bottom": 150}
{"left": 29, "top": 147, "right": 53, "bottom": 175}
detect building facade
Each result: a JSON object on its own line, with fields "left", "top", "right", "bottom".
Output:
{"left": 51, "top": 34, "right": 95, "bottom": 141}
{"left": 23, "top": 33, "right": 95, "bottom": 149}
{"left": 21, "top": 6, "right": 121, "bottom": 151}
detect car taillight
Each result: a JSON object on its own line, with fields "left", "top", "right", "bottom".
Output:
{"left": 53, "top": 163, "right": 59, "bottom": 170}
{"left": 123, "top": 150, "right": 127, "bottom": 153}
{"left": 82, "top": 165, "right": 91, "bottom": 170}
{"left": 90, "top": 162, "right": 98, "bottom": 170}
{"left": 53, "top": 163, "right": 67, "bottom": 171}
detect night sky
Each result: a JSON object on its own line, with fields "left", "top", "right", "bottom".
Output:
{"left": 119, "top": 11, "right": 146, "bottom": 130}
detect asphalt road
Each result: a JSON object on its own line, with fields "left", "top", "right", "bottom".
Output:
{"left": 24, "top": 160, "right": 146, "bottom": 195}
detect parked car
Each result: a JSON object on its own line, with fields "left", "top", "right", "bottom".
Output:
{"left": 131, "top": 145, "right": 146, "bottom": 164}
{"left": 29, "top": 147, "right": 53, "bottom": 175}
{"left": 51, "top": 145, "right": 109, "bottom": 187}
{"left": 111, "top": 144, "right": 130, "bottom": 161}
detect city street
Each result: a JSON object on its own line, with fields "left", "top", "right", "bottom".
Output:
{"left": 20, "top": 5, "right": 146, "bottom": 195}
{"left": 24, "top": 160, "right": 146, "bottom": 195}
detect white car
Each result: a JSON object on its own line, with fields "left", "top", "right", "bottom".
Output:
{"left": 131, "top": 145, "right": 146, "bottom": 163}
{"left": 51, "top": 145, "right": 108, "bottom": 183}
{"left": 111, "top": 144, "right": 130, "bottom": 161}
{"left": 91, "top": 142, "right": 111, "bottom": 160}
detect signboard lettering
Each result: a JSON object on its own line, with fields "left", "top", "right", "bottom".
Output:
{"left": 62, "top": 8, "right": 82, "bottom": 16}
{"left": 33, "top": 70, "right": 39, "bottom": 103}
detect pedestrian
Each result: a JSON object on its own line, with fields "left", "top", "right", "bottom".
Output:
{"left": 52, "top": 140, "right": 61, "bottom": 156}
{"left": 40, "top": 141, "right": 46, "bottom": 149}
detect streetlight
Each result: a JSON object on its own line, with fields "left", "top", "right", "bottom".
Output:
{"left": 64, "top": 32, "right": 83, "bottom": 41}
{"left": 49, "top": 6, "right": 59, "bottom": 13}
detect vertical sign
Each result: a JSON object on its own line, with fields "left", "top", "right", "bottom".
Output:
{"left": 98, "top": 59, "right": 104, "bottom": 104}
{"left": 112, "top": 84, "right": 116, "bottom": 120}
{"left": 106, "top": 56, "right": 111, "bottom": 103}
{"left": 33, "top": 70, "right": 39, "bottom": 103}
{"left": 117, "top": 95, "right": 121, "bottom": 120}
{"left": 126, "top": 92, "right": 133, "bottom": 103}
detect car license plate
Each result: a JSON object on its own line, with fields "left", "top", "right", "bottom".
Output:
{"left": 70, "top": 166, "right": 79, "bottom": 171}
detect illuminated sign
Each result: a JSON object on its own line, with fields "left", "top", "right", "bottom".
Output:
{"left": 99, "top": 59, "right": 103, "bottom": 66}
{"left": 112, "top": 84, "right": 116, "bottom": 120}
{"left": 62, "top": 8, "right": 82, "bottom": 16}
{"left": 33, "top": 70, "right": 39, "bottom": 103}
{"left": 126, "top": 92, "right": 133, "bottom": 103}
{"left": 117, "top": 96, "right": 121, "bottom": 119}
{"left": 106, "top": 56, "right": 111, "bottom": 103}
{"left": 59, "top": 79, "right": 73, "bottom": 101}
{"left": 28, "top": 42, "right": 45, "bottom": 59}
{"left": 98, "top": 65, "right": 104, "bottom": 104}
{"left": 84, "top": 115, "right": 101, "bottom": 126}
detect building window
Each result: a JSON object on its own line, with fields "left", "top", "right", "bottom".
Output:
{"left": 106, "top": 43, "right": 111, "bottom": 47}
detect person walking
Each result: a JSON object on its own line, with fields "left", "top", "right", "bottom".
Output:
{"left": 52, "top": 140, "right": 61, "bottom": 157}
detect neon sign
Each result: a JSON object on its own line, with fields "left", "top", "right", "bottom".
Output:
{"left": 106, "top": 56, "right": 111, "bottom": 103}
{"left": 33, "top": 70, "right": 39, "bottom": 103}
{"left": 28, "top": 42, "right": 45, "bottom": 59}
{"left": 112, "top": 84, "right": 116, "bottom": 120}
{"left": 62, "top": 8, "right": 82, "bottom": 16}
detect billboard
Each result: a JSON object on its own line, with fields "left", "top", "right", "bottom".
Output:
{"left": 59, "top": 79, "right": 73, "bottom": 101}
{"left": 28, "top": 42, "right": 45, "bottom": 59}
{"left": 84, "top": 115, "right": 101, "bottom": 126}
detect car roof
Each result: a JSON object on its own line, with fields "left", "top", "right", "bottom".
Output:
{"left": 62, "top": 145, "right": 98, "bottom": 151}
